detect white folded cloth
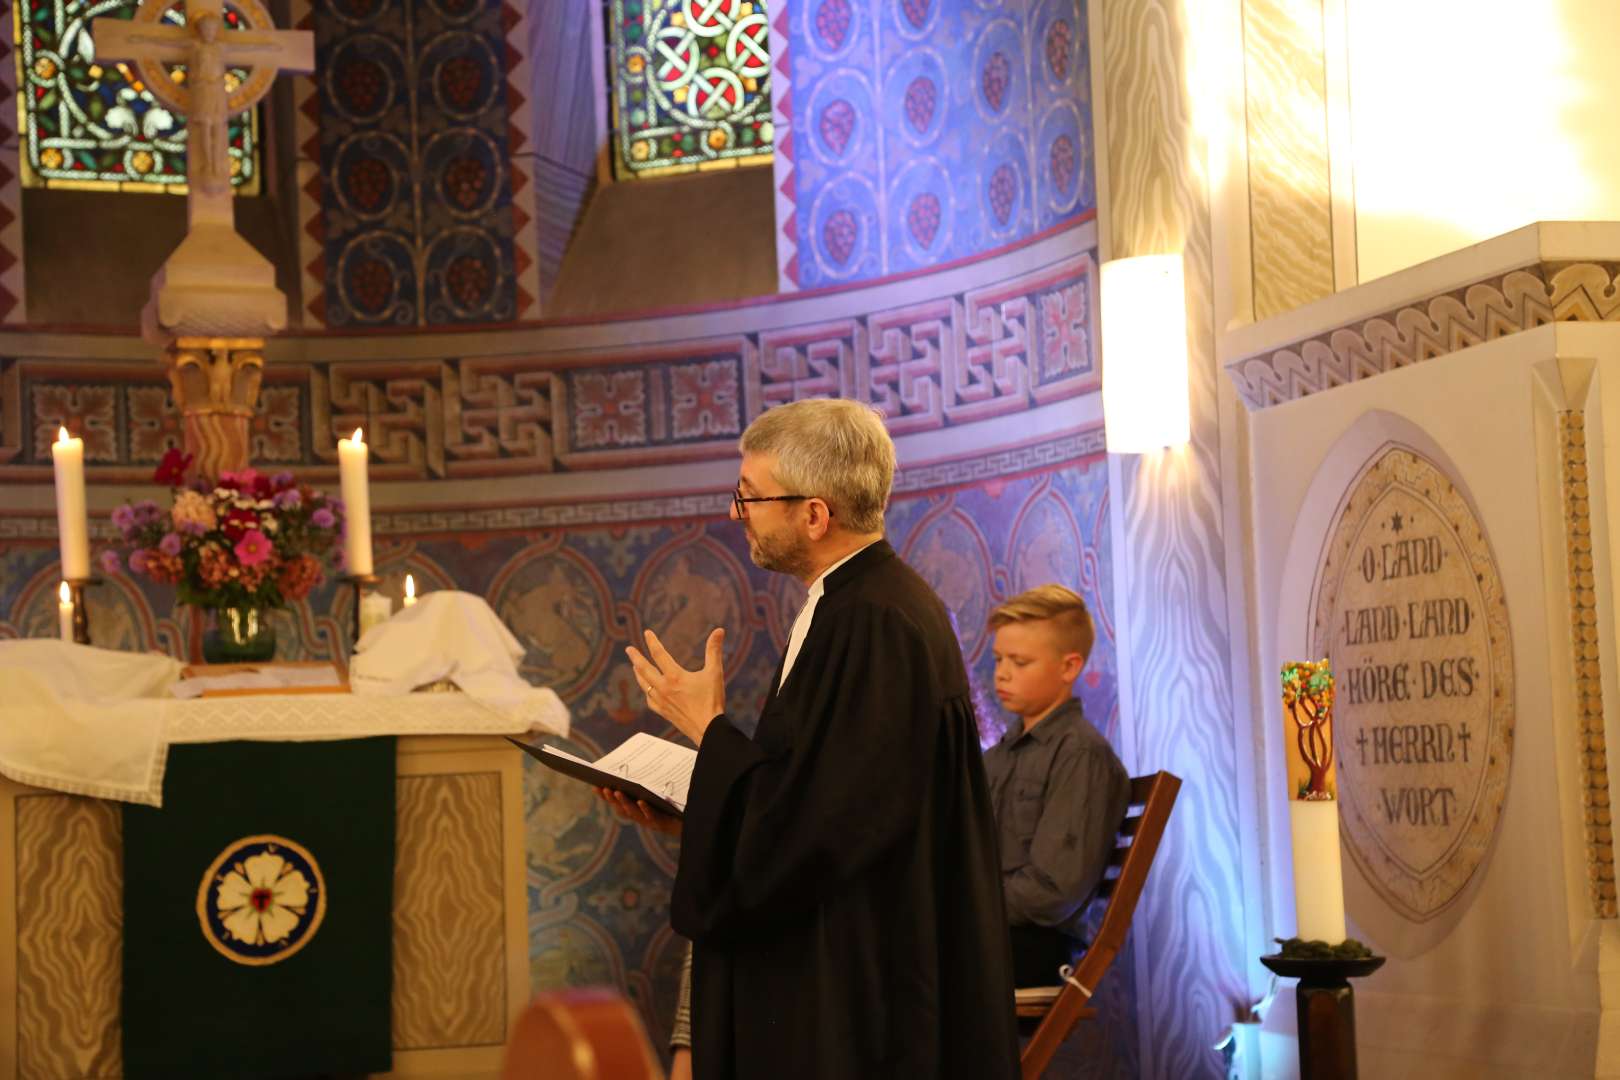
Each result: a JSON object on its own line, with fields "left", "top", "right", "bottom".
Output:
{"left": 348, "top": 590, "right": 569, "bottom": 736}
{"left": 0, "top": 641, "right": 179, "bottom": 805}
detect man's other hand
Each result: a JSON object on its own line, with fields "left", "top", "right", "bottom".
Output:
{"left": 594, "top": 786, "right": 682, "bottom": 837}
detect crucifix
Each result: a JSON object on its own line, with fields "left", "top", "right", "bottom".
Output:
{"left": 93, "top": 0, "right": 313, "bottom": 229}
{"left": 90, "top": 0, "right": 315, "bottom": 481}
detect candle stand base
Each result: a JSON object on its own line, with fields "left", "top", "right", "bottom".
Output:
{"left": 340, "top": 574, "right": 380, "bottom": 649}
{"left": 1259, "top": 954, "right": 1385, "bottom": 1080}
{"left": 64, "top": 578, "right": 101, "bottom": 646}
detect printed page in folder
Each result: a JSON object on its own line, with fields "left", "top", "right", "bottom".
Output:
{"left": 508, "top": 732, "right": 696, "bottom": 817}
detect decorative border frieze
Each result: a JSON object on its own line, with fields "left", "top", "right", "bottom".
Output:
{"left": 768, "top": 2, "right": 798, "bottom": 291}
{"left": 0, "top": 424, "right": 1103, "bottom": 537}
{"left": 1559, "top": 410, "right": 1615, "bottom": 918}
{"left": 0, "top": 0, "right": 25, "bottom": 324}
{"left": 288, "top": 0, "right": 324, "bottom": 328}
{"left": 0, "top": 252, "right": 1098, "bottom": 483}
{"left": 1227, "top": 262, "right": 1620, "bottom": 410}
{"left": 501, "top": 0, "right": 543, "bottom": 318}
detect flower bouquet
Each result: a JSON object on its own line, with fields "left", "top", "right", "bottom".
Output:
{"left": 103, "top": 450, "right": 346, "bottom": 661}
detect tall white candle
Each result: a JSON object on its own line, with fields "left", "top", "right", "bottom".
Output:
{"left": 57, "top": 581, "right": 74, "bottom": 643}
{"left": 402, "top": 573, "right": 416, "bottom": 607}
{"left": 337, "top": 427, "right": 373, "bottom": 576}
{"left": 1289, "top": 800, "right": 1347, "bottom": 942}
{"left": 1282, "top": 660, "right": 1347, "bottom": 942}
{"left": 51, "top": 427, "right": 89, "bottom": 580}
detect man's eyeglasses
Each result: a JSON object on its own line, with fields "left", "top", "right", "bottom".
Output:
{"left": 733, "top": 487, "right": 812, "bottom": 519}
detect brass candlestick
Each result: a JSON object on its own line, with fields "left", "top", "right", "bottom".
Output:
{"left": 340, "top": 573, "right": 380, "bottom": 648}
{"left": 64, "top": 577, "right": 100, "bottom": 645}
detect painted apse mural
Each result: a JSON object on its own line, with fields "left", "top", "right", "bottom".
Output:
{"left": 0, "top": 0, "right": 1134, "bottom": 1072}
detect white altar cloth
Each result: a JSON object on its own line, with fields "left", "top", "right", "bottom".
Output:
{"left": 0, "top": 640, "right": 569, "bottom": 807}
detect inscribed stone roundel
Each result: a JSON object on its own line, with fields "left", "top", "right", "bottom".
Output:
{"left": 1309, "top": 445, "right": 1513, "bottom": 922}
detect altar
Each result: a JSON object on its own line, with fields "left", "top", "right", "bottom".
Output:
{"left": 0, "top": 686, "right": 555, "bottom": 1079}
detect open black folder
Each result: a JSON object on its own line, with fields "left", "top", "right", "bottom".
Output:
{"left": 506, "top": 733, "right": 694, "bottom": 819}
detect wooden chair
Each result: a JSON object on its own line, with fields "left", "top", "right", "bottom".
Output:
{"left": 1017, "top": 770, "right": 1181, "bottom": 1080}
{"left": 502, "top": 988, "right": 665, "bottom": 1080}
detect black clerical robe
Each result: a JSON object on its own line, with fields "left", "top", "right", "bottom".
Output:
{"left": 673, "top": 540, "right": 1020, "bottom": 1080}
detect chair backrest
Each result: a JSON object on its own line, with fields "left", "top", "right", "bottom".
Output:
{"left": 502, "top": 988, "right": 665, "bottom": 1080}
{"left": 1020, "top": 770, "right": 1181, "bottom": 1080}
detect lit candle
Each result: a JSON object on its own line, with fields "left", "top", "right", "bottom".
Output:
{"left": 337, "top": 427, "right": 373, "bottom": 577}
{"left": 1283, "top": 660, "right": 1347, "bottom": 942}
{"left": 52, "top": 427, "right": 89, "bottom": 580}
{"left": 57, "top": 581, "right": 74, "bottom": 643}
{"left": 402, "top": 573, "right": 416, "bottom": 608}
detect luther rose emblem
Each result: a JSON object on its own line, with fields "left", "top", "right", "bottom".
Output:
{"left": 197, "top": 835, "right": 327, "bottom": 965}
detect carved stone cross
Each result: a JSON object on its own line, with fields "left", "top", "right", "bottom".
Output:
{"left": 93, "top": 0, "right": 313, "bottom": 228}
{"left": 89, "top": 0, "right": 315, "bottom": 479}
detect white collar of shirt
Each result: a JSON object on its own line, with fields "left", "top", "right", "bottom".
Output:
{"left": 778, "top": 540, "right": 879, "bottom": 689}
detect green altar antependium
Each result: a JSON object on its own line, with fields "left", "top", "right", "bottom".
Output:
{"left": 121, "top": 737, "right": 396, "bottom": 1078}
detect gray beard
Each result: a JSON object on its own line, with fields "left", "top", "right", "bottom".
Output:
{"left": 747, "top": 527, "right": 814, "bottom": 580}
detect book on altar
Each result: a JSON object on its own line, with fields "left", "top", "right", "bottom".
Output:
{"left": 508, "top": 732, "right": 694, "bottom": 818}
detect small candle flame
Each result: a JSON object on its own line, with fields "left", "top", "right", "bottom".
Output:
{"left": 404, "top": 574, "right": 416, "bottom": 600}
{"left": 352, "top": 427, "right": 363, "bottom": 443}
{"left": 58, "top": 581, "right": 71, "bottom": 604}
{"left": 57, "top": 426, "right": 70, "bottom": 443}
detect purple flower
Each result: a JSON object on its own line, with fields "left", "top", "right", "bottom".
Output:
{"left": 100, "top": 549, "right": 122, "bottom": 574}
{"left": 273, "top": 487, "right": 302, "bottom": 510}
{"left": 128, "top": 549, "right": 150, "bottom": 574}
{"left": 159, "top": 532, "right": 183, "bottom": 557}
{"left": 111, "top": 505, "right": 136, "bottom": 534}
{"left": 133, "top": 499, "right": 162, "bottom": 525}
{"left": 178, "top": 518, "right": 209, "bottom": 537}
{"left": 311, "top": 507, "right": 335, "bottom": 529}
{"left": 271, "top": 471, "right": 295, "bottom": 491}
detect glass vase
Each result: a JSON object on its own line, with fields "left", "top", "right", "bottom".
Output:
{"left": 201, "top": 605, "right": 278, "bottom": 664}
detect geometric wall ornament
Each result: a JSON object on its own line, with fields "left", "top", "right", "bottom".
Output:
{"left": 1227, "top": 261, "right": 1620, "bottom": 410}
{"left": 1557, "top": 410, "right": 1615, "bottom": 918}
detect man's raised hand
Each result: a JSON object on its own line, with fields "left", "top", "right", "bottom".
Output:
{"left": 626, "top": 627, "right": 726, "bottom": 746}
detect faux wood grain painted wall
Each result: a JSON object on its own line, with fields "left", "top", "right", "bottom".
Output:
{"left": 1241, "top": 0, "right": 1335, "bottom": 318}
{"left": 1097, "top": 1, "right": 1251, "bottom": 1076}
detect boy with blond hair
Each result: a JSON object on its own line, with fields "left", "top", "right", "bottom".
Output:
{"left": 985, "top": 584, "right": 1130, "bottom": 987}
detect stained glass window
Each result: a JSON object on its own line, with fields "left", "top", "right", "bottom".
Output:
{"left": 15, "top": 0, "right": 262, "bottom": 193}
{"left": 608, "top": 0, "right": 773, "bottom": 178}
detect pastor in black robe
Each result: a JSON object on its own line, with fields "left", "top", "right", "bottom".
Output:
{"left": 672, "top": 540, "right": 1020, "bottom": 1080}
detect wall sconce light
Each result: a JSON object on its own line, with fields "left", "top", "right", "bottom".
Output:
{"left": 1100, "top": 253, "right": 1191, "bottom": 453}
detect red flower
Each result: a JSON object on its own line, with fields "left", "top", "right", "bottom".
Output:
{"left": 153, "top": 448, "right": 193, "bottom": 486}
{"left": 221, "top": 508, "right": 259, "bottom": 541}
{"left": 251, "top": 474, "right": 275, "bottom": 500}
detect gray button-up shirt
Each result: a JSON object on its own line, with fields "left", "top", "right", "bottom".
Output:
{"left": 983, "top": 698, "right": 1130, "bottom": 939}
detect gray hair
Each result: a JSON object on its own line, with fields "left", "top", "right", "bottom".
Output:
{"left": 739, "top": 399, "right": 895, "bottom": 533}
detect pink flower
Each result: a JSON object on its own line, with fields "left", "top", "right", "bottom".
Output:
{"left": 233, "top": 529, "right": 273, "bottom": 567}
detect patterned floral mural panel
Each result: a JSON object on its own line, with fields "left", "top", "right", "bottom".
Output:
{"left": 315, "top": 0, "right": 521, "bottom": 327}
{"left": 0, "top": 455, "right": 1132, "bottom": 1071}
{"left": 780, "top": 0, "right": 1094, "bottom": 287}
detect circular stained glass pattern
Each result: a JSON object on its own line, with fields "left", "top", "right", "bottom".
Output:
{"left": 197, "top": 835, "right": 327, "bottom": 966}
